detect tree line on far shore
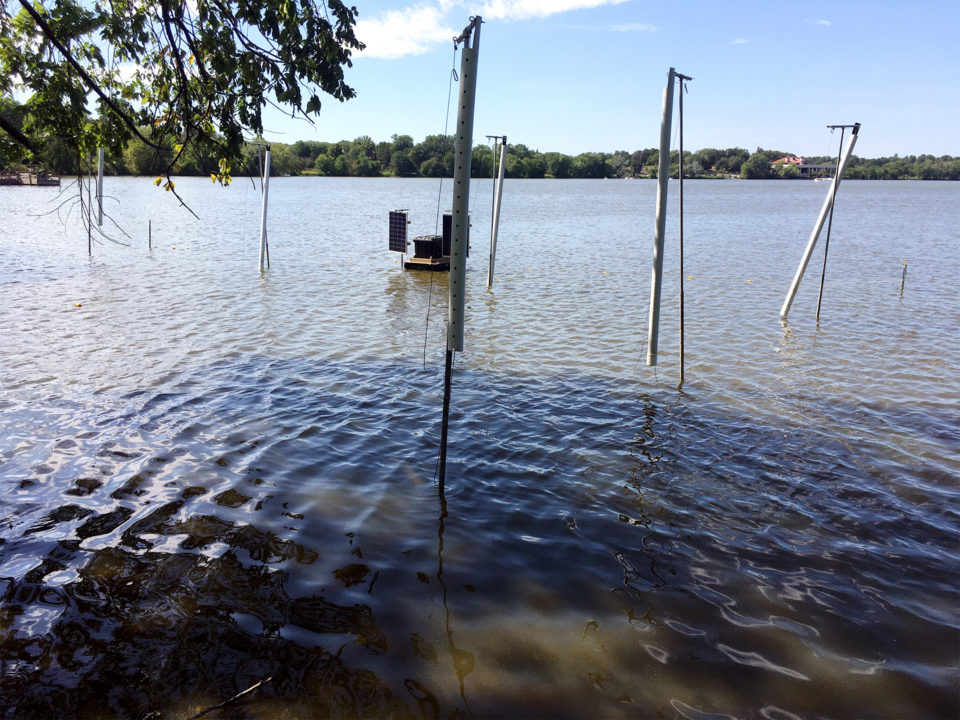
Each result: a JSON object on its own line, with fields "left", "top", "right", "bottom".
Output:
{"left": 3, "top": 116, "right": 958, "bottom": 182}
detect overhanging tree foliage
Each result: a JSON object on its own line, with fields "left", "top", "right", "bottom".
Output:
{"left": 0, "top": 0, "right": 362, "bottom": 189}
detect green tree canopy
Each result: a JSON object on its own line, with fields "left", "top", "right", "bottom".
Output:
{"left": 0, "top": 0, "right": 362, "bottom": 188}
{"left": 740, "top": 152, "right": 775, "bottom": 179}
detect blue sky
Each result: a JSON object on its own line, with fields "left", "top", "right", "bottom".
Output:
{"left": 260, "top": 0, "right": 960, "bottom": 158}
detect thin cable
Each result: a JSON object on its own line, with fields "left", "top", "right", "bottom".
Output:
{"left": 423, "top": 44, "right": 460, "bottom": 368}
{"left": 435, "top": 45, "right": 459, "bottom": 234}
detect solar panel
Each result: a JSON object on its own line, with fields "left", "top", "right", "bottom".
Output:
{"left": 442, "top": 213, "right": 452, "bottom": 256}
{"left": 389, "top": 210, "right": 407, "bottom": 253}
{"left": 442, "top": 212, "right": 469, "bottom": 257}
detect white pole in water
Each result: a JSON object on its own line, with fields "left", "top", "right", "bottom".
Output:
{"left": 87, "top": 157, "right": 92, "bottom": 255}
{"left": 646, "top": 67, "right": 676, "bottom": 366}
{"left": 440, "top": 15, "right": 482, "bottom": 491}
{"left": 780, "top": 122, "right": 860, "bottom": 319}
{"left": 487, "top": 135, "right": 506, "bottom": 288}
{"left": 96, "top": 147, "right": 104, "bottom": 226}
{"left": 258, "top": 146, "right": 271, "bottom": 273}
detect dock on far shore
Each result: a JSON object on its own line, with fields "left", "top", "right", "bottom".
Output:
{"left": 0, "top": 169, "right": 61, "bottom": 186}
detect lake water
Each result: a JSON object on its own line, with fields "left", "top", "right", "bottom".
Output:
{"left": 0, "top": 177, "right": 957, "bottom": 719}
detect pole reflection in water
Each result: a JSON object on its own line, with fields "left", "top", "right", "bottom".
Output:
{"left": 436, "top": 488, "right": 475, "bottom": 718}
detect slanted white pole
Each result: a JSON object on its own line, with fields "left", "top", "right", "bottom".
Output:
{"left": 646, "top": 67, "right": 676, "bottom": 366}
{"left": 487, "top": 136, "right": 506, "bottom": 288}
{"left": 258, "top": 146, "right": 271, "bottom": 273}
{"left": 780, "top": 122, "right": 860, "bottom": 319}
{"left": 440, "top": 15, "right": 482, "bottom": 491}
{"left": 96, "top": 147, "right": 104, "bottom": 226}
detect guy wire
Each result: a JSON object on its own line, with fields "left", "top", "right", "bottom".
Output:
{"left": 423, "top": 43, "right": 460, "bottom": 369}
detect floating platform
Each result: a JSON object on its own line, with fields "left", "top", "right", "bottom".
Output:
{"left": 404, "top": 256, "right": 450, "bottom": 271}
{"left": 403, "top": 234, "right": 451, "bottom": 271}
{"left": 389, "top": 213, "right": 466, "bottom": 272}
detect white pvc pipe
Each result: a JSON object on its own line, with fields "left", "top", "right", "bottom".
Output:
{"left": 96, "top": 147, "right": 104, "bottom": 226}
{"left": 447, "top": 19, "right": 481, "bottom": 353}
{"left": 646, "top": 68, "right": 676, "bottom": 366}
{"left": 780, "top": 123, "right": 860, "bottom": 319}
{"left": 258, "top": 148, "right": 271, "bottom": 273}
{"left": 487, "top": 138, "right": 506, "bottom": 288}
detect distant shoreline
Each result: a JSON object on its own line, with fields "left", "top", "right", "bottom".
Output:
{"left": 8, "top": 134, "right": 958, "bottom": 181}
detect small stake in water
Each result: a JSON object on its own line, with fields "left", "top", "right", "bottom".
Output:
{"left": 900, "top": 258, "right": 908, "bottom": 296}
{"left": 148, "top": 219, "right": 152, "bottom": 250}
{"left": 486, "top": 134, "right": 506, "bottom": 288}
{"left": 781, "top": 123, "right": 860, "bottom": 320}
{"left": 439, "top": 15, "right": 482, "bottom": 491}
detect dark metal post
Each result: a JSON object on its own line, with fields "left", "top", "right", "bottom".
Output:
{"left": 439, "top": 349, "right": 453, "bottom": 492}
{"left": 816, "top": 125, "right": 846, "bottom": 323}
{"left": 676, "top": 74, "right": 692, "bottom": 386}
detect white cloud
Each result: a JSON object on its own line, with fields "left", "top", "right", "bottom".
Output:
{"left": 817, "top": 19, "right": 832, "bottom": 26}
{"left": 610, "top": 22, "right": 657, "bottom": 32}
{"left": 355, "top": 0, "right": 634, "bottom": 59}
{"left": 476, "top": 0, "right": 631, "bottom": 22}
{"left": 355, "top": 5, "right": 457, "bottom": 59}
{"left": 730, "top": 38, "right": 748, "bottom": 44}
{"left": 568, "top": 21, "right": 657, "bottom": 32}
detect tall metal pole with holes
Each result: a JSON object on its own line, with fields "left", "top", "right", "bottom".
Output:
{"left": 646, "top": 67, "right": 676, "bottom": 366}
{"left": 439, "top": 16, "right": 482, "bottom": 491}
{"left": 780, "top": 123, "right": 860, "bottom": 319}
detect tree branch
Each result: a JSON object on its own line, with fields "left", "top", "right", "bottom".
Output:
{"left": 0, "top": 114, "right": 37, "bottom": 154}
{"left": 16, "top": 0, "right": 164, "bottom": 150}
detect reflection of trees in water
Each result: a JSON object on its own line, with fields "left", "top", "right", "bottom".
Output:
{"left": 0, "top": 520, "right": 414, "bottom": 719}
